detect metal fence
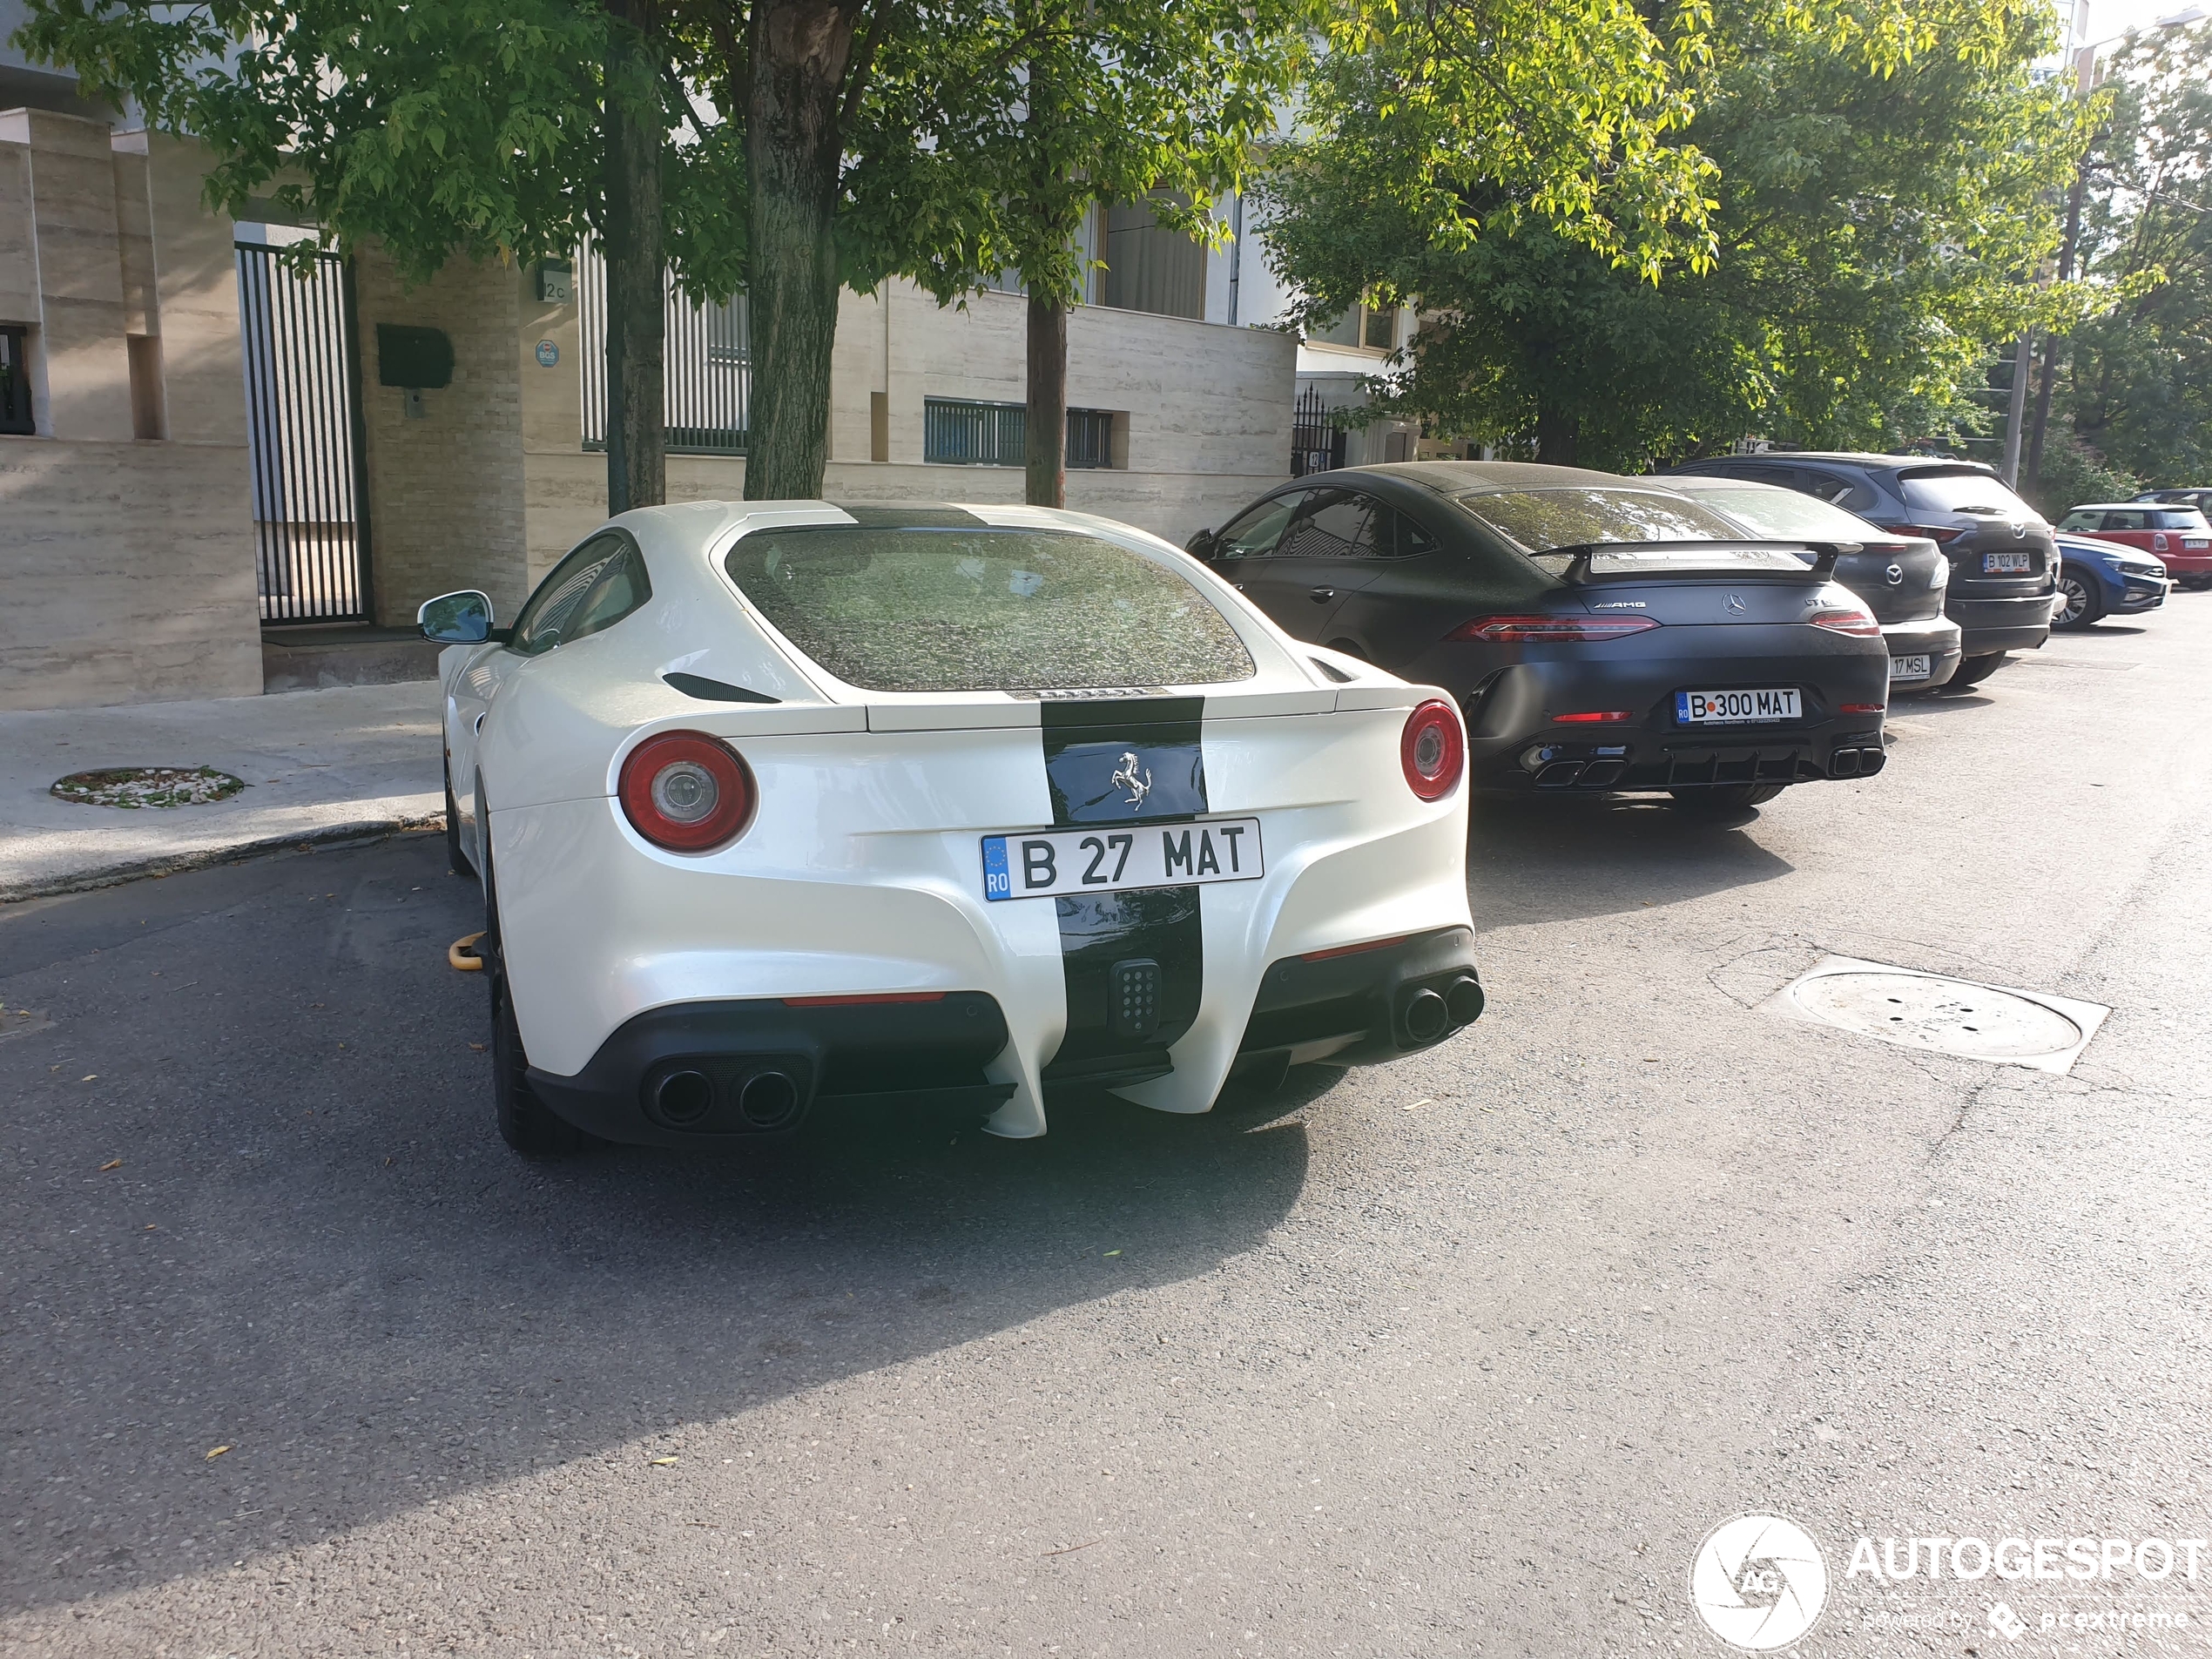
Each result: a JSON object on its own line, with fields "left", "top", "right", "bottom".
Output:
{"left": 923, "top": 397, "right": 1116, "bottom": 468}
{"left": 578, "top": 243, "right": 750, "bottom": 455}
{"left": 1291, "top": 385, "right": 1345, "bottom": 477}
{"left": 235, "top": 243, "right": 370, "bottom": 624}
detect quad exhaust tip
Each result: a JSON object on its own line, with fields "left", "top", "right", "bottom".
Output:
{"left": 738, "top": 1069, "right": 801, "bottom": 1129}
{"left": 654, "top": 1069, "right": 713, "bottom": 1125}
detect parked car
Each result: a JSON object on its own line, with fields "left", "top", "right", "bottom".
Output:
{"left": 2050, "top": 531, "right": 2173, "bottom": 629}
{"left": 2133, "top": 487, "right": 2212, "bottom": 518}
{"left": 1657, "top": 474, "right": 1962, "bottom": 692}
{"left": 419, "top": 501, "right": 1482, "bottom": 1156}
{"left": 1184, "top": 462, "right": 1892, "bottom": 816}
{"left": 1660, "top": 452, "right": 2057, "bottom": 689}
{"left": 2055, "top": 502, "right": 2212, "bottom": 590}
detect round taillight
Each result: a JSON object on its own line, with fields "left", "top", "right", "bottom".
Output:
{"left": 618, "top": 731, "right": 754, "bottom": 852}
{"left": 1400, "top": 699, "right": 1465, "bottom": 801}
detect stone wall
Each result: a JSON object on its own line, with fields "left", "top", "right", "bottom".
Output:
{"left": 0, "top": 112, "right": 260, "bottom": 711}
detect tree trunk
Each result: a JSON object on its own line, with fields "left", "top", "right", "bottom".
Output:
{"left": 744, "top": 0, "right": 860, "bottom": 501}
{"left": 2026, "top": 166, "right": 2087, "bottom": 496}
{"left": 1025, "top": 294, "right": 1067, "bottom": 508}
{"left": 604, "top": 0, "right": 666, "bottom": 514}
{"left": 1534, "top": 405, "right": 1579, "bottom": 467}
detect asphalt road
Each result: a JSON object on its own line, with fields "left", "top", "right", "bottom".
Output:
{"left": 4, "top": 602, "right": 2209, "bottom": 1658}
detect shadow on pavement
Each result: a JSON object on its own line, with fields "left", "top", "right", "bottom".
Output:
{"left": 1465, "top": 790, "right": 1795, "bottom": 928}
{"left": 0, "top": 835, "right": 1310, "bottom": 1614}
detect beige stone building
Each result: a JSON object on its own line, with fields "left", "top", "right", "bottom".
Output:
{"left": 0, "top": 106, "right": 1298, "bottom": 712}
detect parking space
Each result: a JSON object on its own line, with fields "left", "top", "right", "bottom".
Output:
{"left": 4, "top": 603, "right": 2209, "bottom": 1656}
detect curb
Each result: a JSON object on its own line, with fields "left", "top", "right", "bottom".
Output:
{"left": 0, "top": 812, "right": 447, "bottom": 905}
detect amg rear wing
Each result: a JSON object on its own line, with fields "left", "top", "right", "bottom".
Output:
{"left": 1558, "top": 540, "right": 1844, "bottom": 582}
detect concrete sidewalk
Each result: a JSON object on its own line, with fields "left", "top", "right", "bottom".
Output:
{"left": 0, "top": 683, "right": 443, "bottom": 902}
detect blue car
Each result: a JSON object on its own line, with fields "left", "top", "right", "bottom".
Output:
{"left": 2053, "top": 532, "right": 2170, "bottom": 631}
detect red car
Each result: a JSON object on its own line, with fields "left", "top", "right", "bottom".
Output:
{"left": 2057, "top": 502, "right": 2212, "bottom": 589}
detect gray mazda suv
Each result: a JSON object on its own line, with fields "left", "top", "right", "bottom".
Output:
{"left": 1661, "top": 453, "right": 2056, "bottom": 691}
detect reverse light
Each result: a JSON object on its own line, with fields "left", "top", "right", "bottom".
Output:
{"left": 1446, "top": 614, "right": 1661, "bottom": 643}
{"left": 1400, "top": 699, "right": 1466, "bottom": 801}
{"left": 1881, "top": 523, "right": 1965, "bottom": 544}
{"left": 618, "top": 730, "right": 756, "bottom": 852}
{"left": 1811, "top": 604, "right": 1881, "bottom": 637}
{"left": 1554, "top": 711, "right": 1634, "bottom": 724}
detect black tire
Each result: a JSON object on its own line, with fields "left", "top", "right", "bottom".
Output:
{"left": 2053, "top": 566, "right": 2102, "bottom": 631}
{"left": 1936, "top": 651, "right": 2007, "bottom": 692}
{"left": 1669, "top": 782, "right": 1786, "bottom": 814}
{"left": 2185, "top": 574, "right": 2212, "bottom": 592}
{"left": 483, "top": 856, "right": 590, "bottom": 1158}
{"left": 443, "top": 756, "right": 472, "bottom": 877}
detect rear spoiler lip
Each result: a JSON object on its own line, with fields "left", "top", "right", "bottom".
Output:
{"left": 1558, "top": 540, "right": 1844, "bottom": 583}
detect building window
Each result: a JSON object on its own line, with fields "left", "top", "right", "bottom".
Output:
{"left": 922, "top": 397, "right": 1118, "bottom": 468}
{"left": 577, "top": 241, "right": 749, "bottom": 455}
{"left": 1308, "top": 302, "right": 1398, "bottom": 354}
{"left": 1097, "top": 198, "right": 1205, "bottom": 320}
{"left": 0, "top": 327, "right": 33, "bottom": 435}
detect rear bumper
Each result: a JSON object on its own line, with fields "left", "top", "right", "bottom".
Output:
{"left": 2155, "top": 549, "right": 2212, "bottom": 576}
{"left": 1232, "top": 926, "right": 1482, "bottom": 1074}
{"left": 529, "top": 993, "right": 1016, "bottom": 1148}
{"left": 1880, "top": 615, "right": 1963, "bottom": 689}
{"left": 1948, "top": 591, "right": 2054, "bottom": 656}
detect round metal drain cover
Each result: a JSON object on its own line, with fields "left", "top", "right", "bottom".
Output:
{"left": 1790, "top": 972, "right": 2080, "bottom": 1061}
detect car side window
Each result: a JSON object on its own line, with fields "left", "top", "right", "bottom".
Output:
{"left": 1800, "top": 469, "right": 1877, "bottom": 512}
{"left": 2101, "top": 510, "right": 2148, "bottom": 532}
{"left": 509, "top": 533, "right": 651, "bottom": 657}
{"left": 1377, "top": 505, "right": 1441, "bottom": 557}
{"left": 2058, "top": 511, "right": 2099, "bottom": 530}
{"left": 1213, "top": 494, "right": 1305, "bottom": 561}
{"left": 1278, "top": 489, "right": 1383, "bottom": 558}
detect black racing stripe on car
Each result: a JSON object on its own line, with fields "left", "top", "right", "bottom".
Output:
{"left": 1038, "top": 698, "right": 1208, "bottom": 1082}
{"left": 832, "top": 503, "right": 987, "bottom": 529}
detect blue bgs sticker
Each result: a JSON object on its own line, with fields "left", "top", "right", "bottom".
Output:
{"left": 534, "top": 339, "right": 560, "bottom": 368}
{"left": 981, "top": 836, "right": 1012, "bottom": 901}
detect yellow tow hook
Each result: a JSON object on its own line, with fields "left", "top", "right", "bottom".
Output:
{"left": 448, "top": 933, "right": 486, "bottom": 972}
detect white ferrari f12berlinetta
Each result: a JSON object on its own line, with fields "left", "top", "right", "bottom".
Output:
{"left": 419, "top": 502, "right": 1480, "bottom": 1154}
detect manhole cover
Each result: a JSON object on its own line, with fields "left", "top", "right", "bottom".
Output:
{"left": 1760, "top": 955, "right": 2108, "bottom": 1074}
{"left": 51, "top": 766, "right": 246, "bottom": 809}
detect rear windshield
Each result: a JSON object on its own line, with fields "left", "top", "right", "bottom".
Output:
{"left": 2151, "top": 509, "right": 2210, "bottom": 530}
{"left": 1669, "top": 482, "right": 1878, "bottom": 543}
{"left": 725, "top": 525, "right": 1256, "bottom": 692}
{"left": 1456, "top": 488, "right": 1811, "bottom": 574}
{"left": 1898, "top": 469, "right": 2036, "bottom": 517}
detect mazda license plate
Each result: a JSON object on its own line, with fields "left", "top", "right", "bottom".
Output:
{"left": 1889, "top": 655, "right": 1931, "bottom": 680}
{"left": 1982, "top": 550, "right": 2033, "bottom": 574}
{"left": 982, "top": 818, "right": 1264, "bottom": 902}
{"left": 1675, "top": 689, "right": 1800, "bottom": 725}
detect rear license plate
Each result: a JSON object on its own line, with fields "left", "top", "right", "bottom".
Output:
{"left": 1889, "top": 655, "right": 1931, "bottom": 680}
{"left": 1675, "top": 689, "right": 1800, "bottom": 725}
{"left": 1982, "top": 550, "right": 2033, "bottom": 574}
{"left": 2186, "top": 538, "right": 2208, "bottom": 550}
{"left": 981, "top": 818, "right": 1263, "bottom": 902}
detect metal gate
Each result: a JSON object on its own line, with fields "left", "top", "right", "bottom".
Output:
{"left": 235, "top": 243, "right": 371, "bottom": 623}
{"left": 1291, "top": 385, "right": 1346, "bottom": 477}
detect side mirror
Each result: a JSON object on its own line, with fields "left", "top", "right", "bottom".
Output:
{"left": 418, "top": 590, "right": 496, "bottom": 644}
{"left": 1185, "top": 529, "right": 1218, "bottom": 562}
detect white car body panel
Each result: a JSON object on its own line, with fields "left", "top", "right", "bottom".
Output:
{"left": 444, "top": 500, "right": 1476, "bottom": 1141}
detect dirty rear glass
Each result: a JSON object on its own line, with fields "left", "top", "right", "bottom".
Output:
{"left": 1458, "top": 489, "right": 1811, "bottom": 575}
{"left": 1898, "top": 469, "right": 2036, "bottom": 517}
{"left": 725, "top": 526, "right": 1256, "bottom": 692}
{"left": 1669, "top": 482, "right": 1877, "bottom": 544}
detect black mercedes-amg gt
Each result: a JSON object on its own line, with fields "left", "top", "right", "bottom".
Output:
{"left": 1186, "top": 462, "right": 1892, "bottom": 813}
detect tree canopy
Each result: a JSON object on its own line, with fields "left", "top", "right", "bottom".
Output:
{"left": 1259, "top": 0, "right": 2096, "bottom": 469}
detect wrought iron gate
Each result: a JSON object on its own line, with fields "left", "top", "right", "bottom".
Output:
{"left": 235, "top": 243, "right": 371, "bottom": 623}
{"left": 1291, "top": 385, "right": 1346, "bottom": 477}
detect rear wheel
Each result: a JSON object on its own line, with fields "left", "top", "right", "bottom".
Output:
{"left": 483, "top": 859, "right": 590, "bottom": 1158}
{"left": 1936, "top": 651, "right": 2007, "bottom": 693}
{"left": 2054, "top": 566, "right": 2102, "bottom": 631}
{"left": 1669, "top": 782, "right": 1786, "bottom": 815}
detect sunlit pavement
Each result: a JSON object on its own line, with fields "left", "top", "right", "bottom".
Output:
{"left": 3, "top": 601, "right": 2209, "bottom": 1657}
